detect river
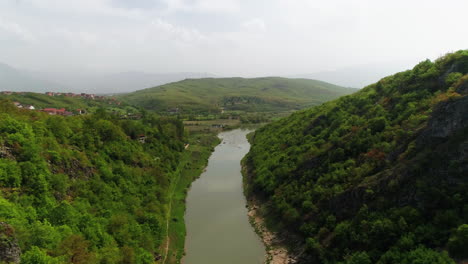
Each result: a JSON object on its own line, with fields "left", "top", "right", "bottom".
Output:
{"left": 183, "top": 129, "right": 265, "bottom": 264}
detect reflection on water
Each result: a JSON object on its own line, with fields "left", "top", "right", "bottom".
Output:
{"left": 183, "top": 129, "right": 265, "bottom": 264}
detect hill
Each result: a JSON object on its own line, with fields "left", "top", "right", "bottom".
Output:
{"left": 0, "top": 100, "right": 218, "bottom": 263}
{"left": 120, "top": 77, "right": 355, "bottom": 114}
{"left": 0, "top": 91, "right": 136, "bottom": 115}
{"left": 244, "top": 50, "right": 468, "bottom": 263}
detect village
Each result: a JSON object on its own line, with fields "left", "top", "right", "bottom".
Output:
{"left": 0, "top": 90, "right": 122, "bottom": 116}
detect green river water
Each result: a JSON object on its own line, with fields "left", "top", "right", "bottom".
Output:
{"left": 183, "top": 129, "right": 265, "bottom": 264}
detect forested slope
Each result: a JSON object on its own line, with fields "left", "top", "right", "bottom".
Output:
{"left": 0, "top": 101, "right": 186, "bottom": 263}
{"left": 244, "top": 50, "right": 468, "bottom": 263}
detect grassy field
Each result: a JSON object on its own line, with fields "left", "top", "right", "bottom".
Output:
{"left": 159, "top": 132, "right": 221, "bottom": 264}
{"left": 120, "top": 77, "right": 356, "bottom": 114}
{"left": 183, "top": 118, "right": 242, "bottom": 133}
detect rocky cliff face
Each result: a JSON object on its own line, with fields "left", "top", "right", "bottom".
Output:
{"left": 419, "top": 96, "right": 468, "bottom": 140}
{"left": 0, "top": 222, "right": 20, "bottom": 264}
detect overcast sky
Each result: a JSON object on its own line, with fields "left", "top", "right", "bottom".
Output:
{"left": 1, "top": 0, "right": 467, "bottom": 76}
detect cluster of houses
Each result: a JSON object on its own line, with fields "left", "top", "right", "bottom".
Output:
{"left": 42, "top": 108, "right": 75, "bottom": 116}
{"left": 12, "top": 101, "right": 85, "bottom": 116}
{"left": 1, "top": 91, "right": 121, "bottom": 106}
{"left": 13, "top": 102, "right": 35, "bottom": 110}
{"left": 1, "top": 91, "right": 23, "bottom": 95}
{"left": 44, "top": 91, "right": 106, "bottom": 100}
{"left": 1, "top": 90, "right": 123, "bottom": 115}
{"left": 45, "top": 91, "right": 122, "bottom": 105}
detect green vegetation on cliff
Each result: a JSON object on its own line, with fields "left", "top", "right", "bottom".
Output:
{"left": 0, "top": 100, "right": 187, "bottom": 263}
{"left": 120, "top": 77, "right": 355, "bottom": 114}
{"left": 245, "top": 50, "right": 468, "bottom": 263}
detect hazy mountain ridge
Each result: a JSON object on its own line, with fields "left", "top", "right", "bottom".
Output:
{"left": 290, "top": 61, "right": 417, "bottom": 88}
{"left": 0, "top": 63, "right": 68, "bottom": 92}
{"left": 26, "top": 70, "right": 216, "bottom": 94}
{"left": 0, "top": 62, "right": 214, "bottom": 94}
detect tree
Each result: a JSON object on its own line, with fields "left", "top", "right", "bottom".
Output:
{"left": 58, "top": 234, "right": 95, "bottom": 264}
{"left": 21, "top": 246, "right": 60, "bottom": 264}
{"left": 448, "top": 224, "right": 468, "bottom": 259}
{"left": 402, "top": 247, "right": 454, "bottom": 264}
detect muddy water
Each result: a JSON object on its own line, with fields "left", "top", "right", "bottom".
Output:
{"left": 183, "top": 129, "right": 265, "bottom": 264}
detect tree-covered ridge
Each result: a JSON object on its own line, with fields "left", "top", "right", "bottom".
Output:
{"left": 245, "top": 50, "right": 468, "bottom": 263}
{"left": 120, "top": 77, "right": 355, "bottom": 114}
{"left": 0, "top": 101, "right": 185, "bottom": 263}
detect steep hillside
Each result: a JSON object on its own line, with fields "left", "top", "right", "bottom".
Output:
{"left": 244, "top": 50, "right": 468, "bottom": 263}
{"left": 0, "top": 100, "right": 214, "bottom": 263}
{"left": 120, "top": 77, "right": 355, "bottom": 114}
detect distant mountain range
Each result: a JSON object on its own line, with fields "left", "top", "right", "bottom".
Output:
{"left": 0, "top": 62, "right": 214, "bottom": 94}
{"left": 0, "top": 63, "right": 67, "bottom": 93}
{"left": 291, "top": 62, "right": 415, "bottom": 88}
{"left": 0, "top": 60, "right": 415, "bottom": 94}
{"left": 26, "top": 70, "right": 215, "bottom": 94}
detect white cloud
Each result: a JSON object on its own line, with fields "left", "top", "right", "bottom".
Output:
{"left": 242, "top": 18, "right": 266, "bottom": 32}
{"left": 0, "top": 18, "right": 36, "bottom": 43}
{"left": 164, "top": 0, "right": 241, "bottom": 14}
{"left": 0, "top": 0, "right": 467, "bottom": 76}
{"left": 150, "top": 18, "right": 206, "bottom": 44}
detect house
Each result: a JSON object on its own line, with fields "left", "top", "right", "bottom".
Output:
{"left": 13, "top": 102, "right": 22, "bottom": 108}
{"left": 42, "top": 108, "right": 71, "bottom": 116}
{"left": 24, "top": 105, "right": 35, "bottom": 110}
{"left": 168, "top": 107, "right": 180, "bottom": 114}
{"left": 138, "top": 134, "right": 146, "bottom": 143}
{"left": 45, "top": 92, "right": 55, "bottom": 96}
{"left": 56, "top": 108, "right": 66, "bottom": 115}
{"left": 1, "top": 91, "right": 13, "bottom": 95}
{"left": 43, "top": 108, "right": 58, "bottom": 115}
{"left": 81, "top": 93, "right": 95, "bottom": 99}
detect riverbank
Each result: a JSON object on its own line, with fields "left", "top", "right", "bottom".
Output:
{"left": 242, "top": 160, "right": 304, "bottom": 264}
{"left": 246, "top": 198, "right": 295, "bottom": 264}
{"left": 160, "top": 132, "right": 221, "bottom": 264}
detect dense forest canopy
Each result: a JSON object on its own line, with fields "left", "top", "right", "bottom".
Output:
{"left": 0, "top": 101, "right": 185, "bottom": 263}
{"left": 245, "top": 50, "right": 468, "bottom": 263}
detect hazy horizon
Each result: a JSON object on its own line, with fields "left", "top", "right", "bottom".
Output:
{"left": 1, "top": 0, "right": 467, "bottom": 79}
